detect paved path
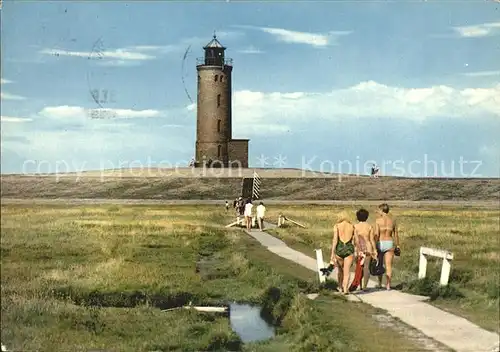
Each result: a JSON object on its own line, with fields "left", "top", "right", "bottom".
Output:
{"left": 2, "top": 198, "right": 499, "bottom": 208}
{"left": 244, "top": 224, "right": 500, "bottom": 352}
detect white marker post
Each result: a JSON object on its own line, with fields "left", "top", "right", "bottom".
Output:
{"left": 277, "top": 215, "right": 285, "bottom": 227}
{"left": 418, "top": 247, "right": 454, "bottom": 286}
{"left": 315, "top": 249, "right": 326, "bottom": 284}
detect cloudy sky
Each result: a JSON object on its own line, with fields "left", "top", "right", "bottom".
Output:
{"left": 1, "top": 1, "right": 499, "bottom": 177}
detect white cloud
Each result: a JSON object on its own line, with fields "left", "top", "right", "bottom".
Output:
{"left": 39, "top": 105, "right": 162, "bottom": 121}
{"left": 183, "top": 81, "right": 500, "bottom": 135}
{"left": 40, "top": 106, "right": 87, "bottom": 119}
{"left": 453, "top": 21, "right": 500, "bottom": 38}
{"left": 1, "top": 112, "right": 189, "bottom": 172}
{"left": 215, "top": 30, "right": 244, "bottom": 39}
{"left": 161, "top": 124, "right": 189, "bottom": 129}
{"left": 38, "top": 41, "right": 191, "bottom": 66}
{"left": 39, "top": 48, "right": 156, "bottom": 61}
{"left": 37, "top": 31, "right": 244, "bottom": 67}
{"left": 1, "top": 92, "right": 26, "bottom": 100}
{"left": 96, "top": 60, "right": 143, "bottom": 67}
{"left": 463, "top": 70, "right": 500, "bottom": 77}
{"left": 1, "top": 78, "right": 25, "bottom": 100}
{"left": 2, "top": 127, "right": 188, "bottom": 169}
{"left": 109, "top": 108, "right": 161, "bottom": 118}
{"left": 253, "top": 26, "right": 351, "bottom": 47}
{"left": 1, "top": 116, "right": 33, "bottom": 123}
{"left": 237, "top": 46, "right": 264, "bottom": 54}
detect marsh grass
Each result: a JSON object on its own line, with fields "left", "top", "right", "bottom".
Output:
{"left": 265, "top": 205, "right": 500, "bottom": 332}
{"left": 1, "top": 204, "right": 426, "bottom": 351}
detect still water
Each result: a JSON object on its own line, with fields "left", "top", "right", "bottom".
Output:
{"left": 229, "top": 303, "right": 275, "bottom": 343}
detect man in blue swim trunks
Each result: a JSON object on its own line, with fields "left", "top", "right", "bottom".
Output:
{"left": 374, "top": 203, "right": 400, "bottom": 290}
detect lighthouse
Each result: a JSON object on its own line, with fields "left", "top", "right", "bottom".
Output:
{"left": 194, "top": 34, "right": 249, "bottom": 168}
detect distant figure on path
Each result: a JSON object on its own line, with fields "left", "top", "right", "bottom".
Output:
{"left": 351, "top": 208, "right": 377, "bottom": 291}
{"left": 374, "top": 203, "right": 400, "bottom": 290}
{"left": 256, "top": 202, "right": 266, "bottom": 231}
{"left": 244, "top": 199, "right": 254, "bottom": 231}
{"left": 330, "top": 211, "right": 358, "bottom": 294}
{"left": 225, "top": 201, "right": 229, "bottom": 212}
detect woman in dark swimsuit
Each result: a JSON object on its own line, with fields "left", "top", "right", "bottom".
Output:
{"left": 330, "top": 211, "right": 358, "bottom": 294}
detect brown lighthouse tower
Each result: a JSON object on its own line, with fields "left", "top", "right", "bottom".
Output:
{"left": 195, "top": 34, "right": 249, "bottom": 168}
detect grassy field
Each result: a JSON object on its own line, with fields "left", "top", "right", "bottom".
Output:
{"left": 2, "top": 174, "right": 499, "bottom": 200}
{"left": 264, "top": 205, "right": 500, "bottom": 333}
{"left": 0, "top": 204, "right": 435, "bottom": 352}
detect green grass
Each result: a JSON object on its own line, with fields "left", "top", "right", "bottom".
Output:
{"left": 1, "top": 204, "right": 428, "bottom": 351}
{"left": 265, "top": 205, "right": 500, "bottom": 333}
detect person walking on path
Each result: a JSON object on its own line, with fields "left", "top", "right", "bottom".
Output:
{"left": 350, "top": 208, "right": 378, "bottom": 291}
{"left": 330, "top": 211, "right": 359, "bottom": 294}
{"left": 374, "top": 203, "right": 401, "bottom": 290}
{"left": 236, "top": 197, "right": 245, "bottom": 224}
{"left": 244, "top": 199, "right": 254, "bottom": 231}
{"left": 256, "top": 202, "right": 266, "bottom": 231}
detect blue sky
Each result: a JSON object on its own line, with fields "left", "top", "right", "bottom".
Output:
{"left": 1, "top": 1, "right": 499, "bottom": 177}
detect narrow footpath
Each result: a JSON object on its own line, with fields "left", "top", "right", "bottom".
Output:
{"left": 244, "top": 224, "right": 500, "bottom": 352}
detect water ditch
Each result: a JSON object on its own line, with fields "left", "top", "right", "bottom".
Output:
{"left": 49, "top": 287, "right": 277, "bottom": 344}
{"left": 228, "top": 303, "right": 275, "bottom": 343}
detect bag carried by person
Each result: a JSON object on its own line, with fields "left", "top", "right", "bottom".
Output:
{"left": 369, "top": 251, "right": 385, "bottom": 276}
{"left": 394, "top": 247, "right": 401, "bottom": 257}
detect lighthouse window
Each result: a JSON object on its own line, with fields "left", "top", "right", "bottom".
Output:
{"left": 214, "top": 75, "right": 218, "bottom": 82}
{"left": 217, "top": 94, "right": 221, "bottom": 107}
{"left": 220, "top": 76, "right": 224, "bottom": 82}
{"left": 218, "top": 145, "right": 222, "bottom": 157}
{"left": 217, "top": 119, "right": 221, "bottom": 132}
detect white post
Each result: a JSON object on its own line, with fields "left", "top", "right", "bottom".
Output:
{"left": 418, "top": 247, "right": 427, "bottom": 279}
{"left": 278, "top": 215, "right": 284, "bottom": 227}
{"left": 419, "top": 246, "right": 454, "bottom": 286}
{"left": 440, "top": 258, "right": 451, "bottom": 286}
{"left": 315, "top": 249, "right": 326, "bottom": 284}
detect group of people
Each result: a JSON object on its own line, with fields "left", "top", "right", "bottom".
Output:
{"left": 225, "top": 198, "right": 399, "bottom": 293}
{"left": 330, "top": 203, "right": 400, "bottom": 294}
{"left": 229, "top": 197, "right": 266, "bottom": 231}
